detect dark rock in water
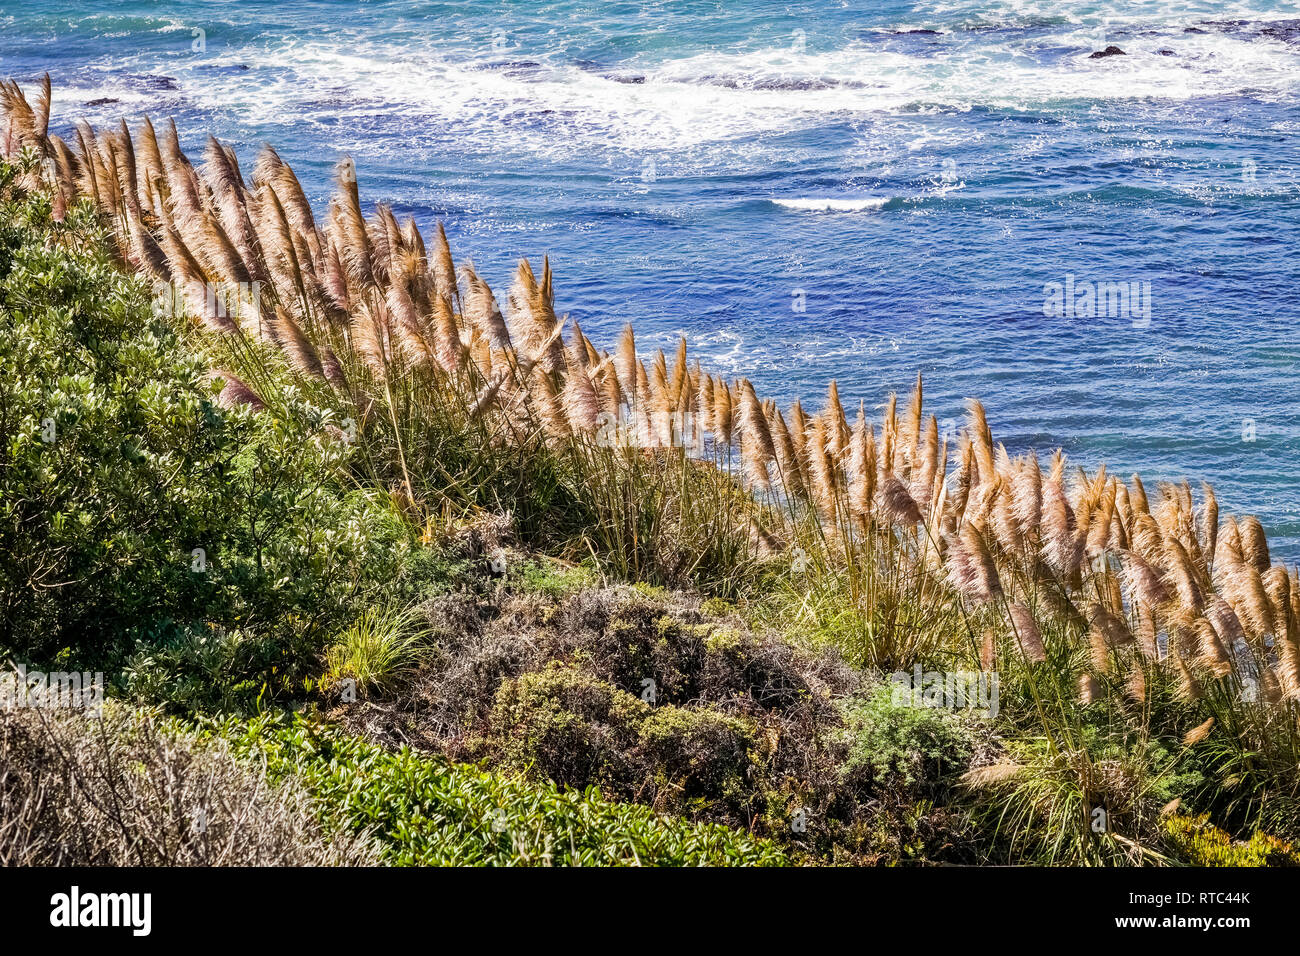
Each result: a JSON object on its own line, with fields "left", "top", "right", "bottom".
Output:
{"left": 1185, "top": 18, "right": 1300, "bottom": 41}
{"left": 1157, "top": 48, "right": 1177, "bottom": 56}
{"left": 1088, "top": 45, "right": 1127, "bottom": 58}
{"left": 697, "top": 73, "right": 739, "bottom": 89}
{"left": 139, "top": 74, "right": 179, "bottom": 90}
{"left": 1260, "top": 20, "right": 1300, "bottom": 42}
{"left": 86, "top": 97, "right": 119, "bottom": 106}
{"left": 751, "top": 77, "right": 837, "bottom": 91}
{"left": 900, "top": 28, "right": 939, "bottom": 35}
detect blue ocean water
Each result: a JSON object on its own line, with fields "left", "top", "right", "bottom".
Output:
{"left": 3, "top": 1, "right": 1299, "bottom": 556}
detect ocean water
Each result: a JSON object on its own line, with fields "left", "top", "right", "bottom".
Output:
{"left": 4, "top": 1, "right": 1300, "bottom": 557}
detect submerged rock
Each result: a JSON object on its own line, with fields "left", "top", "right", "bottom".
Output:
{"left": 1088, "top": 45, "right": 1127, "bottom": 58}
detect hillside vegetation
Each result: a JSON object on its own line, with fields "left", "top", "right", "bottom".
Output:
{"left": 1, "top": 76, "right": 1298, "bottom": 866}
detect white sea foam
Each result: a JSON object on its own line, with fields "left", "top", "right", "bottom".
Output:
{"left": 58, "top": 2, "right": 1300, "bottom": 159}
{"left": 772, "top": 197, "right": 890, "bottom": 211}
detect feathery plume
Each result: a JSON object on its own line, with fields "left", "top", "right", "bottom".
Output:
{"left": 847, "top": 405, "right": 876, "bottom": 522}
{"left": 1008, "top": 602, "right": 1046, "bottom": 663}
{"left": 967, "top": 400, "right": 995, "bottom": 488}
{"left": 714, "top": 377, "right": 734, "bottom": 447}
{"left": 1240, "top": 516, "right": 1270, "bottom": 573}
{"left": 1223, "top": 560, "right": 1274, "bottom": 639}
{"left": 215, "top": 373, "right": 265, "bottom": 412}
{"left": 432, "top": 221, "right": 459, "bottom": 309}
{"left": 320, "top": 346, "right": 348, "bottom": 392}
{"left": 1041, "top": 474, "right": 1080, "bottom": 577}
{"left": 877, "top": 471, "right": 921, "bottom": 527}
{"left": 1078, "top": 673, "right": 1100, "bottom": 705}
{"left": 331, "top": 156, "right": 374, "bottom": 289}
{"left": 562, "top": 363, "right": 602, "bottom": 432}
{"left": 1195, "top": 614, "right": 1234, "bottom": 677}
{"left": 1183, "top": 717, "right": 1215, "bottom": 747}
{"left": 737, "top": 379, "right": 775, "bottom": 491}
{"left": 1129, "top": 474, "right": 1150, "bottom": 515}
{"left": 1163, "top": 539, "right": 1204, "bottom": 615}
{"left": 273, "top": 307, "right": 324, "bottom": 378}
{"left": 462, "top": 269, "right": 512, "bottom": 349}
{"left": 902, "top": 372, "right": 923, "bottom": 467}
{"left": 1010, "top": 450, "right": 1042, "bottom": 535}
{"left": 1122, "top": 549, "right": 1169, "bottom": 607}
{"left": 948, "top": 524, "right": 1001, "bottom": 602}
{"left": 432, "top": 294, "right": 466, "bottom": 373}
{"left": 824, "top": 381, "right": 850, "bottom": 462}
{"left": 1200, "top": 482, "right": 1219, "bottom": 571}
{"left": 960, "top": 761, "right": 1022, "bottom": 789}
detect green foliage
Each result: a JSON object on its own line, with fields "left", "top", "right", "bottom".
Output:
{"left": 213, "top": 714, "right": 786, "bottom": 866}
{"left": 965, "top": 734, "right": 1181, "bottom": 866}
{"left": 1162, "top": 812, "right": 1299, "bottom": 867}
{"left": 323, "top": 604, "right": 431, "bottom": 697}
{"left": 1178, "top": 705, "right": 1300, "bottom": 841}
{"left": 479, "top": 661, "right": 763, "bottom": 823}
{"left": 120, "top": 623, "right": 309, "bottom": 714}
{"left": 0, "top": 168, "right": 407, "bottom": 675}
{"left": 638, "top": 706, "right": 756, "bottom": 808}
{"left": 508, "top": 556, "right": 599, "bottom": 599}
{"left": 487, "top": 664, "right": 650, "bottom": 790}
{"left": 839, "top": 684, "right": 978, "bottom": 797}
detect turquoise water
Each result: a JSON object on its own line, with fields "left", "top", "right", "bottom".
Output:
{"left": 4, "top": 1, "right": 1300, "bottom": 555}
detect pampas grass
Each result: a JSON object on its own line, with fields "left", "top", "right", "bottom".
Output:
{"left": 9, "top": 77, "right": 1300, "bottom": 847}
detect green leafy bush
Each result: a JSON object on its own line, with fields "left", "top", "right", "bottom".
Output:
{"left": 839, "top": 684, "right": 978, "bottom": 798}
{"left": 487, "top": 664, "right": 649, "bottom": 790}
{"left": 638, "top": 706, "right": 756, "bottom": 808}
{"left": 0, "top": 168, "right": 406, "bottom": 676}
{"left": 215, "top": 714, "right": 786, "bottom": 866}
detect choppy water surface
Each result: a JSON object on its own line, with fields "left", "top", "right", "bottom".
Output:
{"left": 4, "top": 0, "right": 1299, "bottom": 554}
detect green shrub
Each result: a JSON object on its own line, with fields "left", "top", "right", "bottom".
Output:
{"left": 1162, "top": 813, "right": 1299, "bottom": 867}
{"left": 839, "top": 684, "right": 978, "bottom": 798}
{"left": 638, "top": 706, "right": 756, "bottom": 808}
{"left": 0, "top": 169, "right": 406, "bottom": 674}
{"left": 480, "top": 659, "right": 765, "bottom": 822}
{"left": 119, "top": 624, "right": 305, "bottom": 714}
{"left": 214, "top": 714, "right": 786, "bottom": 866}
{"left": 487, "top": 664, "right": 649, "bottom": 789}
